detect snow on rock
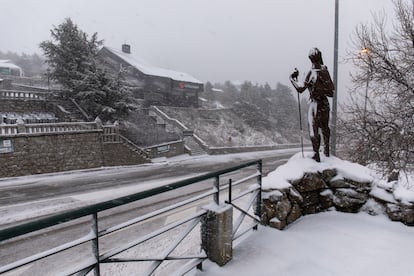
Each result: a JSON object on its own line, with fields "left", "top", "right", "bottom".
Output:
{"left": 262, "top": 151, "right": 373, "bottom": 190}
{"left": 393, "top": 183, "right": 414, "bottom": 204}
{"left": 393, "top": 173, "right": 414, "bottom": 204}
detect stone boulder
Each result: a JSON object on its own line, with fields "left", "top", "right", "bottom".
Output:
{"left": 385, "top": 203, "right": 414, "bottom": 226}
{"left": 333, "top": 188, "right": 369, "bottom": 213}
{"left": 370, "top": 179, "right": 414, "bottom": 226}
{"left": 263, "top": 168, "right": 373, "bottom": 230}
{"left": 262, "top": 187, "right": 303, "bottom": 230}
{"left": 292, "top": 172, "right": 327, "bottom": 193}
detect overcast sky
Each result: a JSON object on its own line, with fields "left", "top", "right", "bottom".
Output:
{"left": 1, "top": 0, "right": 397, "bottom": 102}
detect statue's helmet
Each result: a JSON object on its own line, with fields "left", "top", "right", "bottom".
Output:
{"left": 308, "top": 47, "right": 323, "bottom": 64}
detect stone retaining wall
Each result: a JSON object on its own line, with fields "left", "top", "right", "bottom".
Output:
{"left": 0, "top": 99, "right": 52, "bottom": 114}
{"left": 0, "top": 131, "right": 149, "bottom": 178}
{"left": 0, "top": 131, "right": 103, "bottom": 177}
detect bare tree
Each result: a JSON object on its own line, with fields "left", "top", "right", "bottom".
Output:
{"left": 341, "top": 0, "right": 414, "bottom": 177}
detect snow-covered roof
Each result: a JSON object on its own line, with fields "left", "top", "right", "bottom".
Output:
{"left": 103, "top": 47, "right": 202, "bottom": 84}
{"left": 0, "top": 60, "right": 22, "bottom": 70}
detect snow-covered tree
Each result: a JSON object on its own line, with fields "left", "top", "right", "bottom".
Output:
{"left": 40, "top": 18, "right": 102, "bottom": 95}
{"left": 40, "top": 18, "right": 133, "bottom": 121}
{"left": 75, "top": 67, "right": 134, "bottom": 121}
{"left": 341, "top": 0, "right": 414, "bottom": 175}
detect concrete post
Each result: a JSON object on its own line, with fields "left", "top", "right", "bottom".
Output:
{"left": 16, "top": 118, "right": 25, "bottom": 133}
{"left": 95, "top": 117, "right": 102, "bottom": 129}
{"left": 113, "top": 121, "right": 120, "bottom": 142}
{"left": 201, "top": 204, "right": 233, "bottom": 266}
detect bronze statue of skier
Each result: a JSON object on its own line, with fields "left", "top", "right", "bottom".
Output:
{"left": 290, "top": 47, "right": 334, "bottom": 162}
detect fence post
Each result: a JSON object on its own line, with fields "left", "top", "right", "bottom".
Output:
{"left": 214, "top": 176, "right": 220, "bottom": 204}
{"left": 95, "top": 117, "right": 102, "bottom": 129}
{"left": 201, "top": 204, "right": 233, "bottom": 266}
{"left": 113, "top": 121, "right": 120, "bottom": 142}
{"left": 228, "top": 179, "right": 232, "bottom": 204}
{"left": 255, "top": 160, "right": 263, "bottom": 224}
{"left": 91, "top": 213, "right": 100, "bottom": 276}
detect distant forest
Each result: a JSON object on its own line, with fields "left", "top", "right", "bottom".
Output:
{"left": 0, "top": 51, "right": 46, "bottom": 77}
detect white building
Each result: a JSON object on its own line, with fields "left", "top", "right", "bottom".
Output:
{"left": 0, "top": 60, "right": 23, "bottom": 77}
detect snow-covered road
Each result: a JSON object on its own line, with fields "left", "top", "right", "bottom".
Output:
{"left": 0, "top": 149, "right": 298, "bottom": 227}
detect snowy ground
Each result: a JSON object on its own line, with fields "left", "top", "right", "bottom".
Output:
{"left": 194, "top": 152, "right": 414, "bottom": 276}
{"left": 195, "top": 211, "right": 414, "bottom": 276}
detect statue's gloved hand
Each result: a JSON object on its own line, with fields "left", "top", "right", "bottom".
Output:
{"left": 290, "top": 68, "right": 299, "bottom": 81}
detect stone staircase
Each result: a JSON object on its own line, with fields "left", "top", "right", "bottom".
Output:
{"left": 102, "top": 124, "right": 151, "bottom": 165}
{"left": 53, "top": 98, "right": 90, "bottom": 122}
{"left": 149, "top": 106, "right": 209, "bottom": 156}
{"left": 120, "top": 108, "right": 181, "bottom": 148}
{"left": 119, "top": 135, "right": 151, "bottom": 162}
{"left": 183, "top": 136, "right": 207, "bottom": 156}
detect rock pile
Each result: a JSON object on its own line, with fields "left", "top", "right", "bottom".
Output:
{"left": 262, "top": 153, "right": 414, "bottom": 228}
{"left": 370, "top": 180, "right": 414, "bottom": 226}
{"left": 262, "top": 168, "right": 372, "bottom": 230}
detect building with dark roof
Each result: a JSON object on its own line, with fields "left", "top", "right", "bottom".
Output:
{"left": 98, "top": 45, "right": 203, "bottom": 107}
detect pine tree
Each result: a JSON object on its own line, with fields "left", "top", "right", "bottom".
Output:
{"left": 40, "top": 18, "right": 133, "bottom": 121}
{"left": 40, "top": 18, "right": 102, "bottom": 96}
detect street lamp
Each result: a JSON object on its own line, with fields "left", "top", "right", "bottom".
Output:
{"left": 361, "top": 47, "right": 371, "bottom": 129}
{"left": 331, "top": 0, "right": 339, "bottom": 155}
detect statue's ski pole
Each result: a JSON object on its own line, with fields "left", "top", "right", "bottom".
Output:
{"left": 289, "top": 68, "right": 304, "bottom": 158}
{"left": 296, "top": 92, "right": 304, "bottom": 158}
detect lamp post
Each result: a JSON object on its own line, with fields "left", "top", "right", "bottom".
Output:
{"left": 331, "top": 0, "right": 339, "bottom": 155}
{"left": 361, "top": 47, "right": 370, "bottom": 129}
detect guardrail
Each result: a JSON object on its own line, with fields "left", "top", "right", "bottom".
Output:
{"left": 0, "top": 159, "right": 263, "bottom": 275}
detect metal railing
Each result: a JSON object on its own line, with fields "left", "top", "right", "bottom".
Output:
{"left": 226, "top": 160, "right": 263, "bottom": 241}
{"left": 0, "top": 159, "right": 262, "bottom": 276}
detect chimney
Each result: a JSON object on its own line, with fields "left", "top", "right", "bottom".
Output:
{"left": 122, "top": 44, "right": 131, "bottom": 54}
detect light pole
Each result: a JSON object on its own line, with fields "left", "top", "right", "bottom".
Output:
{"left": 331, "top": 0, "right": 339, "bottom": 155}
{"left": 361, "top": 47, "right": 370, "bottom": 129}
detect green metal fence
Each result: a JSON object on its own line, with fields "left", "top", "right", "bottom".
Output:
{"left": 0, "top": 159, "right": 262, "bottom": 275}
